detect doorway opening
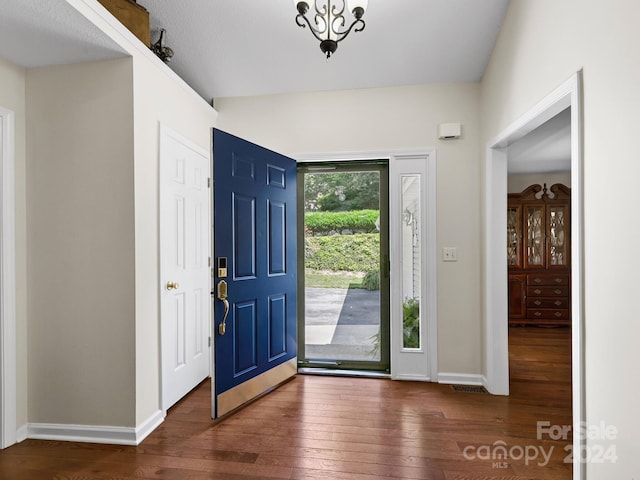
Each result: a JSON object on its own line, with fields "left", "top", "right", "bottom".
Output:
{"left": 297, "top": 161, "right": 390, "bottom": 373}
{"left": 485, "top": 72, "right": 584, "bottom": 479}
{"left": 505, "top": 108, "right": 573, "bottom": 462}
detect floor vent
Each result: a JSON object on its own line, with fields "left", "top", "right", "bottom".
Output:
{"left": 451, "top": 384, "right": 488, "bottom": 394}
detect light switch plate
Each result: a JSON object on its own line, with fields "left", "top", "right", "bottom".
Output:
{"left": 443, "top": 247, "right": 457, "bottom": 262}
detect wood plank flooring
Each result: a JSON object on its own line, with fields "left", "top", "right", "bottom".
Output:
{"left": 0, "top": 327, "right": 572, "bottom": 479}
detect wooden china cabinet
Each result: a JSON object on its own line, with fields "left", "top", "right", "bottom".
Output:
{"left": 507, "top": 183, "right": 571, "bottom": 326}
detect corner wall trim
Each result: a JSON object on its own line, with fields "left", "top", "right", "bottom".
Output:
{"left": 0, "top": 107, "right": 17, "bottom": 449}
{"left": 27, "top": 410, "right": 164, "bottom": 446}
{"left": 134, "top": 410, "right": 164, "bottom": 444}
{"left": 16, "top": 424, "right": 27, "bottom": 443}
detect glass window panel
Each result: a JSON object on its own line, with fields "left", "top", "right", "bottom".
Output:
{"left": 401, "top": 175, "right": 420, "bottom": 349}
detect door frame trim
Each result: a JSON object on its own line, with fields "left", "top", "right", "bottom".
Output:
{"left": 0, "top": 107, "right": 17, "bottom": 448}
{"left": 484, "top": 72, "right": 584, "bottom": 480}
{"left": 293, "top": 149, "right": 437, "bottom": 381}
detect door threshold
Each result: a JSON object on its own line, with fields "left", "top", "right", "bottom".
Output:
{"left": 298, "top": 367, "right": 390, "bottom": 379}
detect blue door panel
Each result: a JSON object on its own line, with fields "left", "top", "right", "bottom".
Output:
{"left": 267, "top": 164, "right": 286, "bottom": 188}
{"left": 268, "top": 294, "right": 287, "bottom": 360}
{"left": 213, "top": 129, "right": 297, "bottom": 408}
{"left": 233, "top": 194, "right": 256, "bottom": 279}
{"left": 234, "top": 301, "right": 258, "bottom": 375}
{"left": 232, "top": 154, "right": 255, "bottom": 180}
{"left": 268, "top": 201, "right": 286, "bottom": 275}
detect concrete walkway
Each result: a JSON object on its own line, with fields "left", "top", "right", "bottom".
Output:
{"left": 304, "top": 287, "right": 380, "bottom": 362}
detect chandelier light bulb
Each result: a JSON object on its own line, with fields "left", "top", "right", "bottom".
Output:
{"left": 294, "top": 1, "right": 310, "bottom": 15}
{"left": 294, "top": 0, "right": 367, "bottom": 59}
{"left": 347, "top": 0, "right": 368, "bottom": 17}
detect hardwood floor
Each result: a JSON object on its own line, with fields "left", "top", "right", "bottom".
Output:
{"left": 0, "top": 327, "right": 572, "bottom": 479}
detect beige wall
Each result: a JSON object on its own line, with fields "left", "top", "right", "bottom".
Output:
{"left": 481, "top": 0, "right": 640, "bottom": 476}
{"left": 131, "top": 56, "right": 217, "bottom": 425}
{"left": 216, "top": 83, "right": 482, "bottom": 375}
{"left": 21, "top": 53, "right": 217, "bottom": 431}
{"left": 0, "top": 56, "right": 27, "bottom": 429}
{"left": 26, "top": 58, "right": 136, "bottom": 426}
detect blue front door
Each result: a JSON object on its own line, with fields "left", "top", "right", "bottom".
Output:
{"left": 212, "top": 129, "right": 297, "bottom": 418}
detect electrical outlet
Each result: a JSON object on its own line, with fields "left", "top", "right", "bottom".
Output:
{"left": 443, "top": 247, "right": 457, "bottom": 262}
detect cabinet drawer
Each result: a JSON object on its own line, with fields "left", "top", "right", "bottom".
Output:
{"left": 528, "top": 274, "right": 569, "bottom": 286}
{"left": 527, "top": 309, "right": 570, "bottom": 320}
{"left": 527, "top": 286, "right": 568, "bottom": 297}
{"left": 527, "top": 297, "right": 569, "bottom": 308}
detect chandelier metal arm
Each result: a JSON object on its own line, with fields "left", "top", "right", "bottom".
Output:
{"left": 295, "top": 12, "right": 328, "bottom": 44}
{"left": 333, "top": 17, "right": 365, "bottom": 43}
{"left": 295, "top": 13, "right": 366, "bottom": 44}
{"left": 295, "top": 0, "right": 367, "bottom": 58}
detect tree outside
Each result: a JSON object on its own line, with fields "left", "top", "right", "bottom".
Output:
{"left": 304, "top": 172, "right": 380, "bottom": 289}
{"left": 303, "top": 170, "right": 382, "bottom": 362}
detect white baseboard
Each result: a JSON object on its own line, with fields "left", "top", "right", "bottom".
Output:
{"left": 392, "top": 373, "right": 431, "bottom": 382}
{"left": 27, "top": 410, "right": 164, "bottom": 446}
{"left": 438, "top": 372, "right": 484, "bottom": 386}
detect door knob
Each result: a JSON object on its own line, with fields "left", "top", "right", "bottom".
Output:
{"left": 166, "top": 281, "right": 179, "bottom": 290}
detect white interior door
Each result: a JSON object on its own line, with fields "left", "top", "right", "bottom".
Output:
{"left": 160, "top": 125, "right": 211, "bottom": 412}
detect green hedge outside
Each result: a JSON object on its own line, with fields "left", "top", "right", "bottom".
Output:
{"left": 305, "top": 209, "right": 379, "bottom": 235}
{"left": 305, "top": 233, "right": 379, "bottom": 272}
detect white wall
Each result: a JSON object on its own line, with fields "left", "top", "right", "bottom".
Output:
{"left": 0, "top": 56, "right": 27, "bottom": 430}
{"left": 481, "top": 0, "right": 640, "bottom": 477}
{"left": 26, "top": 58, "right": 136, "bottom": 426}
{"left": 216, "top": 83, "right": 482, "bottom": 375}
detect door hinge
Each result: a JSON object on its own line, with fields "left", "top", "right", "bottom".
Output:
{"left": 208, "top": 256, "right": 211, "bottom": 267}
{"left": 208, "top": 336, "right": 211, "bottom": 347}
{"left": 207, "top": 177, "right": 211, "bottom": 188}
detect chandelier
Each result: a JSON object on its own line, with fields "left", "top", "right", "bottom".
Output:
{"left": 294, "top": 0, "right": 368, "bottom": 59}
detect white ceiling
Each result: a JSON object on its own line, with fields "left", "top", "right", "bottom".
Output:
{"left": 0, "top": 0, "right": 126, "bottom": 68}
{"left": 507, "top": 107, "right": 572, "bottom": 175}
{"left": 0, "top": 0, "right": 511, "bottom": 101}
{"left": 1, "top": 0, "right": 571, "bottom": 174}
{"left": 135, "top": 0, "right": 510, "bottom": 101}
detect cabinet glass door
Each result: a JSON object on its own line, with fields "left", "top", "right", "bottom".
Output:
{"left": 525, "top": 205, "right": 544, "bottom": 268}
{"left": 507, "top": 205, "right": 521, "bottom": 268}
{"left": 548, "top": 205, "right": 568, "bottom": 266}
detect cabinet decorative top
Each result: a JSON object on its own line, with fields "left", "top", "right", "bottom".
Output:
{"left": 509, "top": 183, "right": 570, "bottom": 202}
